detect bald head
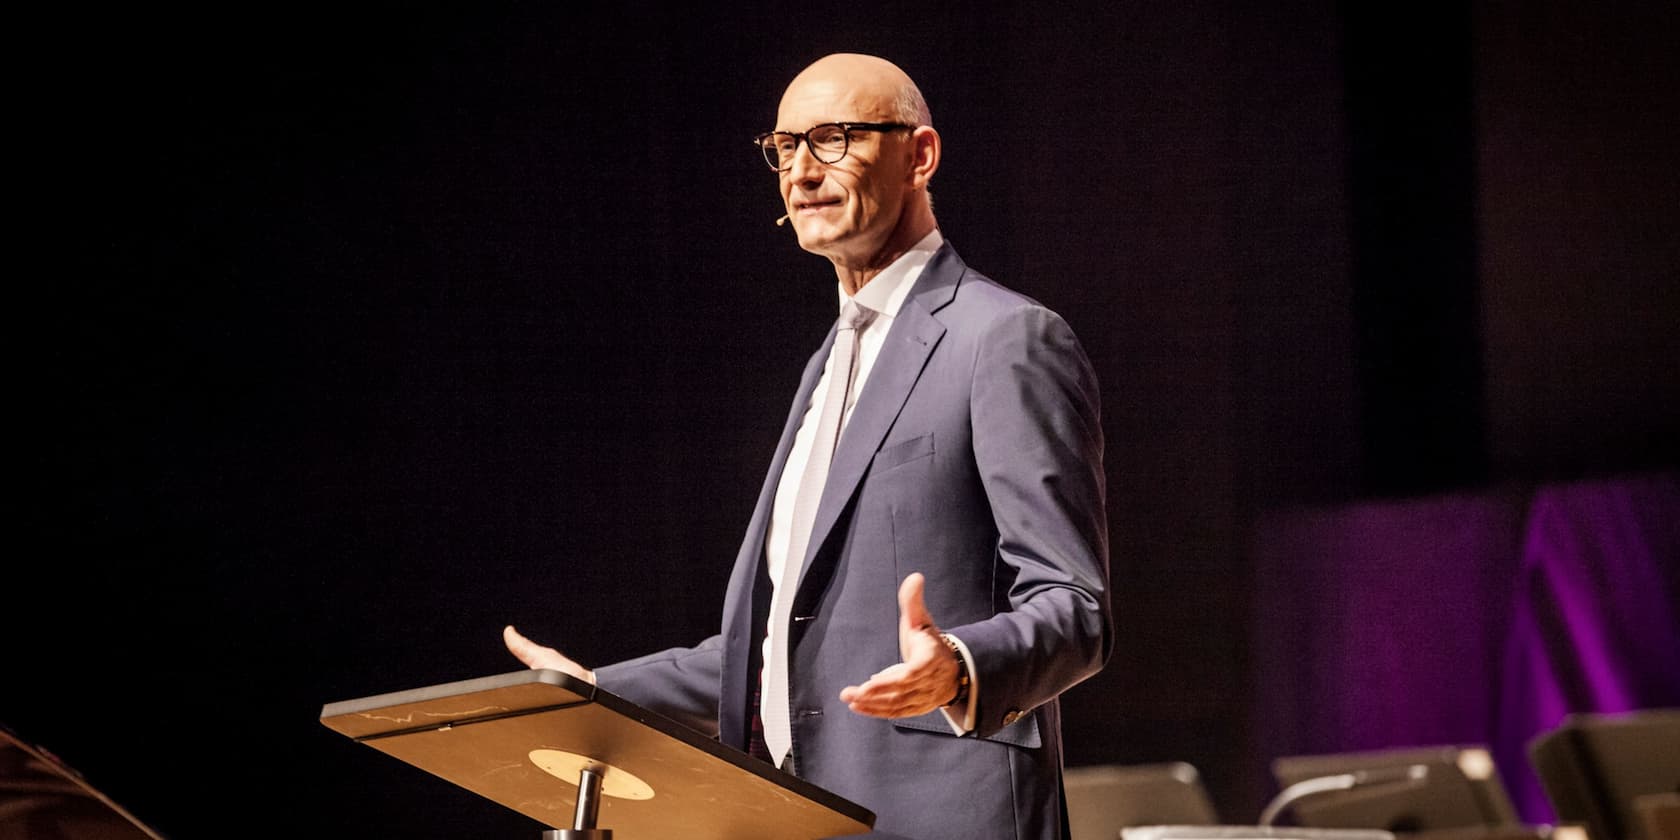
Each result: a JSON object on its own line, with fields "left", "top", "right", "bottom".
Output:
{"left": 779, "top": 53, "right": 932, "bottom": 130}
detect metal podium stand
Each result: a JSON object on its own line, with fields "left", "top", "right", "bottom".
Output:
{"left": 321, "top": 669, "right": 874, "bottom": 839}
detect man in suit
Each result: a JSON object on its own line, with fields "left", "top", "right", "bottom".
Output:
{"left": 503, "top": 53, "right": 1111, "bottom": 840}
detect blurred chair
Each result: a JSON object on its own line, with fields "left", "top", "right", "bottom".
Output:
{"left": 1065, "top": 761, "right": 1220, "bottom": 840}
{"left": 1528, "top": 709, "right": 1680, "bottom": 840}
{"left": 1631, "top": 793, "right": 1678, "bottom": 840}
{"left": 1123, "top": 826, "right": 1398, "bottom": 840}
{"left": 1268, "top": 745, "right": 1523, "bottom": 834}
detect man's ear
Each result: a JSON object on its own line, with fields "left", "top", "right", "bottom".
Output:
{"left": 908, "top": 125, "right": 941, "bottom": 189}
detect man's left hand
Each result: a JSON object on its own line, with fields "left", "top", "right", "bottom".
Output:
{"left": 839, "top": 572, "right": 961, "bottom": 718}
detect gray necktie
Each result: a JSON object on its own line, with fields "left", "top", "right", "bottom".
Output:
{"left": 763, "top": 300, "right": 875, "bottom": 768}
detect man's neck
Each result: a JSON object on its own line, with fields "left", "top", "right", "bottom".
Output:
{"left": 834, "top": 263, "right": 890, "bottom": 297}
{"left": 831, "top": 217, "right": 938, "bottom": 296}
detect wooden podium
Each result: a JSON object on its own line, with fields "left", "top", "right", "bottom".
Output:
{"left": 321, "top": 669, "right": 874, "bottom": 839}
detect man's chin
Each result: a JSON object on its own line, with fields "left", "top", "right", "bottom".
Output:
{"left": 793, "top": 226, "right": 841, "bottom": 255}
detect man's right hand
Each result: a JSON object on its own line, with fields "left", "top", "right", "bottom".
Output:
{"left": 502, "top": 625, "right": 597, "bottom": 685}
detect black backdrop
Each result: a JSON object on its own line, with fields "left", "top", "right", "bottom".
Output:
{"left": 11, "top": 2, "right": 1676, "bottom": 836}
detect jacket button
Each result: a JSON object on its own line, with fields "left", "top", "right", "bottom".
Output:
{"left": 1002, "top": 709, "right": 1025, "bottom": 726}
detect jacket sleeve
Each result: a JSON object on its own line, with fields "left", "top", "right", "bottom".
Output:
{"left": 593, "top": 633, "right": 725, "bottom": 738}
{"left": 945, "top": 304, "right": 1112, "bottom": 739}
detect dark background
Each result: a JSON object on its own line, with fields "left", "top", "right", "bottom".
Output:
{"left": 9, "top": 1, "right": 1677, "bottom": 836}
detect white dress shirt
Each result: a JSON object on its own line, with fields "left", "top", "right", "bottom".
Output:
{"left": 762, "top": 228, "right": 979, "bottom": 733}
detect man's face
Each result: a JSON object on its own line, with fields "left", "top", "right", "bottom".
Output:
{"left": 774, "top": 76, "right": 912, "bottom": 267}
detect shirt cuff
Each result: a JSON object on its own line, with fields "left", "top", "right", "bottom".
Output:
{"left": 938, "top": 633, "right": 979, "bottom": 734}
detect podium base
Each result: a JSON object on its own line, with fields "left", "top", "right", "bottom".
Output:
{"left": 543, "top": 831, "right": 611, "bottom": 840}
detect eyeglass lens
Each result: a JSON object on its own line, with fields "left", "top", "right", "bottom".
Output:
{"left": 760, "top": 124, "right": 853, "bottom": 170}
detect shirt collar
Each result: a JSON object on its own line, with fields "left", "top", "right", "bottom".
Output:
{"left": 837, "top": 228, "right": 944, "bottom": 319}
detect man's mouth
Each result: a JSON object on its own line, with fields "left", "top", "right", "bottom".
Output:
{"left": 795, "top": 198, "right": 842, "bottom": 214}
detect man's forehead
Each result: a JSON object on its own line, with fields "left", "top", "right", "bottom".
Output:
{"left": 776, "top": 76, "right": 892, "bottom": 128}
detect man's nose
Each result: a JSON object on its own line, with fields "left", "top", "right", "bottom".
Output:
{"left": 785, "top": 139, "right": 825, "bottom": 184}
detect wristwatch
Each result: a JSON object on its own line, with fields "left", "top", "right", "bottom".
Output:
{"left": 939, "top": 632, "right": 971, "bottom": 707}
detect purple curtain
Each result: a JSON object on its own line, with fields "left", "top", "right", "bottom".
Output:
{"left": 1492, "top": 473, "right": 1680, "bottom": 822}
{"left": 1252, "top": 472, "right": 1680, "bottom": 825}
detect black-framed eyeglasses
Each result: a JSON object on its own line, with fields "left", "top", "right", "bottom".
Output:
{"left": 753, "top": 122, "right": 915, "bottom": 171}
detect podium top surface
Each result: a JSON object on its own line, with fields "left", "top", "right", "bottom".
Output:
{"left": 321, "top": 669, "right": 874, "bottom": 840}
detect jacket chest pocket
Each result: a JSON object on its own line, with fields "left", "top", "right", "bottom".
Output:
{"left": 870, "top": 433, "right": 935, "bottom": 474}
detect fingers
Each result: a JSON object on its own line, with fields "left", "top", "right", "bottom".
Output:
{"left": 839, "top": 660, "right": 952, "bottom": 718}
{"left": 840, "top": 623, "right": 958, "bottom": 718}
{"left": 501, "top": 625, "right": 597, "bottom": 684}
{"left": 845, "top": 572, "right": 956, "bottom": 717}
{"left": 898, "top": 572, "right": 933, "bottom": 633}
{"left": 502, "top": 624, "right": 548, "bottom": 668}
{"left": 897, "top": 572, "right": 943, "bottom": 663}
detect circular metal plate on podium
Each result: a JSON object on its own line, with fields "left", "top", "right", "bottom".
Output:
{"left": 529, "top": 749, "right": 656, "bottom": 800}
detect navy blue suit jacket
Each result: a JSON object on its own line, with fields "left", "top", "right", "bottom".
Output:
{"left": 597, "top": 242, "right": 1112, "bottom": 840}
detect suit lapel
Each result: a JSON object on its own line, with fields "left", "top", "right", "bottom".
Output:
{"left": 795, "top": 244, "right": 965, "bottom": 593}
